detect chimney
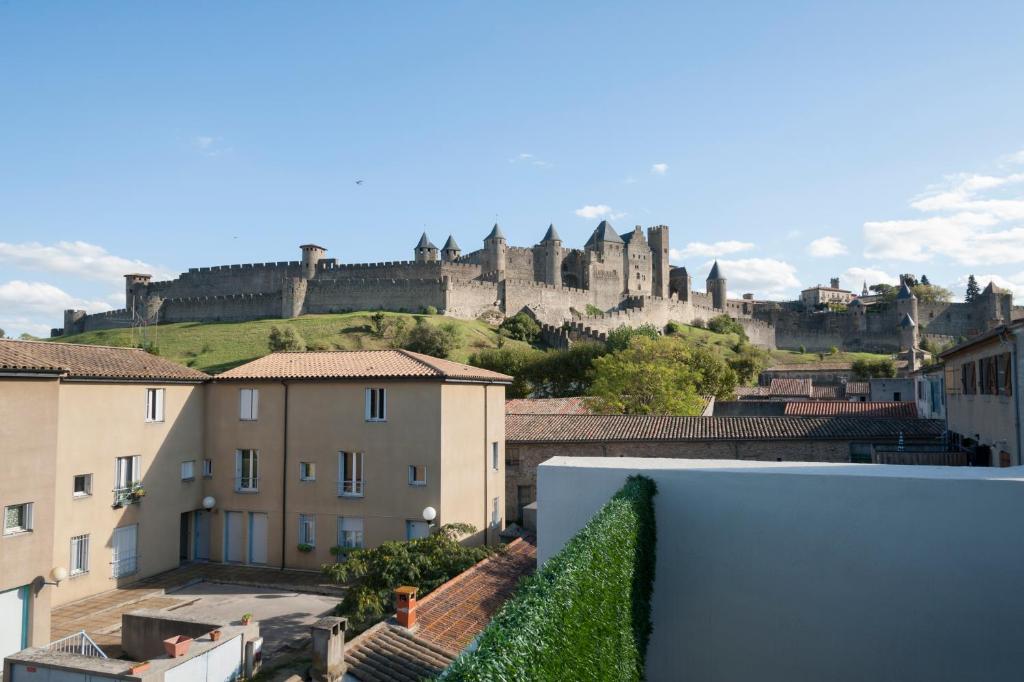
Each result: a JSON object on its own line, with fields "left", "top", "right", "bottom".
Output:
{"left": 395, "top": 586, "right": 418, "bottom": 628}
{"left": 311, "top": 617, "right": 347, "bottom": 682}
{"left": 830, "top": 277, "right": 840, "bottom": 289}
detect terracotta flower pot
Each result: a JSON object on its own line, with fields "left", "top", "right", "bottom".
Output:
{"left": 129, "top": 661, "right": 151, "bottom": 674}
{"left": 210, "top": 629, "right": 222, "bottom": 642}
{"left": 163, "top": 635, "right": 192, "bottom": 658}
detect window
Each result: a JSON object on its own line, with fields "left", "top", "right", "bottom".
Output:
{"left": 181, "top": 460, "right": 195, "bottom": 481}
{"left": 73, "top": 474, "right": 92, "bottom": 498}
{"left": 407, "top": 465, "right": 427, "bottom": 486}
{"left": 491, "top": 496, "right": 501, "bottom": 528}
{"left": 202, "top": 459, "right": 213, "bottom": 478}
{"left": 999, "top": 353, "right": 1013, "bottom": 397}
{"left": 145, "top": 388, "right": 165, "bottom": 422}
{"left": 339, "top": 451, "right": 364, "bottom": 496}
{"left": 299, "top": 514, "right": 316, "bottom": 547}
{"left": 962, "top": 361, "right": 977, "bottom": 395}
{"left": 70, "top": 534, "right": 89, "bottom": 576}
{"left": 300, "top": 461, "right": 317, "bottom": 481}
{"left": 235, "top": 449, "right": 259, "bottom": 492}
{"left": 892, "top": 392, "right": 901, "bottom": 402}
{"left": 240, "top": 388, "right": 259, "bottom": 421}
{"left": 491, "top": 442, "right": 499, "bottom": 471}
{"left": 112, "top": 524, "right": 138, "bottom": 577}
{"left": 114, "top": 455, "right": 141, "bottom": 504}
{"left": 365, "top": 388, "right": 387, "bottom": 422}
{"left": 338, "top": 517, "right": 364, "bottom": 549}
{"left": 3, "top": 503, "right": 32, "bottom": 535}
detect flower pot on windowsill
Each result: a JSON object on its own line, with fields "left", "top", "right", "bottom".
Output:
{"left": 297, "top": 543, "right": 314, "bottom": 553}
{"left": 129, "top": 661, "right": 150, "bottom": 675}
{"left": 209, "top": 629, "right": 222, "bottom": 642}
{"left": 163, "top": 635, "right": 192, "bottom": 658}
{"left": 241, "top": 613, "right": 253, "bottom": 625}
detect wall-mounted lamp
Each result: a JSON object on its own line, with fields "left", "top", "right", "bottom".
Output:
{"left": 35, "top": 566, "right": 68, "bottom": 595}
{"left": 422, "top": 506, "right": 437, "bottom": 528}
{"left": 202, "top": 496, "right": 216, "bottom": 511}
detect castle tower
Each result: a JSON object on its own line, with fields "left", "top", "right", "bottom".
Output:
{"left": 540, "top": 224, "right": 562, "bottom": 287}
{"left": 124, "top": 273, "right": 152, "bottom": 316}
{"left": 849, "top": 297, "right": 867, "bottom": 332}
{"left": 830, "top": 277, "right": 840, "bottom": 289}
{"left": 414, "top": 233, "right": 439, "bottom": 263}
{"left": 483, "top": 224, "right": 507, "bottom": 281}
{"left": 647, "top": 225, "right": 670, "bottom": 298}
{"left": 707, "top": 261, "right": 727, "bottom": 309}
{"left": 441, "top": 235, "right": 461, "bottom": 262}
{"left": 622, "top": 226, "right": 650, "bottom": 295}
{"left": 896, "top": 280, "right": 919, "bottom": 351}
{"left": 862, "top": 281, "right": 869, "bottom": 297}
{"left": 669, "top": 266, "right": 692, "bottom": 301}
{"left": 300, "top": 244, "right": 327, "bottom": 280}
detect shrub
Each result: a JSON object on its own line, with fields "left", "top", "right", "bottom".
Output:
{"left": 664, "top": 321, "right": 681, "bottom": 335}
{"left": 829, "top": 345, "right": 839, "bottom": 355}
{"left": 445, "top": 476, "right": 657, "bottom": 681}
{"left": 605, "top": 323, "right": 660, "bottom": 353}
{"left": 852, "top": 358, "right": 897, "bottom": 380}
{"left": 498, "top": 312, "right": 541, "bottom": 343}
{"left": 799, "top": 345, "right": 806, "bottom": 354}
{"left": 585, "top": 304, "right": 604, "bottom": 317}
{"left": 268, "top": 326, "right": 305, "bottom": 352}
{"left": 707, "top": 314, "right": 746, "bottom": 338}
{"left": 692, "top": 318, "right": 706, "bottom": 328}
{"left": 422, "top": 305, "right": 439, "bottom": 315}
{"left": 401, "top": 319, "right": 459, "bottom": 358}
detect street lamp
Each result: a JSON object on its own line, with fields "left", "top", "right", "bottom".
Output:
{"left": 202, "top": 496, "right": 216, "bottom": 511}
{"left": 35, "top": 566, "right": 68, "bottom": 594}
{"left": 422, "top": 506, "right": 437, "bottom": 528}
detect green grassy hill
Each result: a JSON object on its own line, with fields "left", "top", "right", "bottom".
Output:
{"left": 55, "top": 312, "right": 528, "bottom": 374}
{"left": 666, "top": 324, "right": 892, "bottom": 366}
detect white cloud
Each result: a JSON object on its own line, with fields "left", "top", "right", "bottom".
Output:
{"left": 710, "top": 258, "right": 801, "bottom": 299}
{"left": 670, "top": 240, "right": 754, "bottom": 261}
{"left": 651, "top": 163, "right": 668, "bottom": 175}
{"left": 863, "top": 163, "right": 1024, "bottom": 265}
{"left": 807, "top": 236, "right": 848, "bottom": 258}
{"left": 954, "top": 272, "right": 1024, "bottom": 296}
{"left": 574, "top": 204, "right": 626, "bottom": 220}
{"left": 0, "top": 280, "right": 114, "bottom": 337}
{"left": 509, "top": 152, "right": 551, "bottom": 167}
{"left": 194, "top": 135, "right": 230, "bottom": 157}
{"left": 0, "top": 240, "right": 171, "bottom": 283}
{"left": 623, "top": 176, "right": 638, "bottom": 185}
{"left": 842, "top": 267, "right": 898, "bottom": 289}
{"left": 1001, "top": 149, "right": 1024, "bottom": 165}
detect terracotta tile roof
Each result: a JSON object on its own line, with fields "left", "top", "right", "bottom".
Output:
{"left": 845, "top": 381, "right": 870, "bottom": 395}
{"left": 415, "top": 537, "right": 536, "bottom": 653}
{"left": 769, "top": 378, "right": 812, "bottom": 397}
{"left": 505, "top": 414, "right": 945, "bottom": 443}
{"left": 505, "top": 397, "right": 593, "bottom": 415}
{"left": 344, "top": 538, "right": 537, "bottom": 681}
{"left": 734, "top": 386, "right": 771, "bottom": 399}
{"left": 784, "top": 401, "right": 918, "bottom": 418}
{"left": 811, "top": 384, "right": 846, "bottom": 400}
{"left": 0, "top": 339, "right": 208, "bottom": 381}
{"left": 214, "top": 349, "right": 512, "bottom": 383}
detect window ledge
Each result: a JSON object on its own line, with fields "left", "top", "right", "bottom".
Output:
{"left": 73, "top": 494, "right": 92, "bottom": 500}
{"left": 234, "top": 489, "right": 260, "bottom": 495}
{"left": 408, "top": 482, "right": 427, "bottom": 487}
{"left": 181, "top": 477, "right": 196, "bottom": 483}
{"left": 3, "top": 529, "right": 32, "bottom": 537}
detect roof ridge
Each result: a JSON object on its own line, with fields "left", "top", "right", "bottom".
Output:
{"left": 395, "top": 349, "right": 445, "bottom": 376}
{"left": 5, "top": 338, "right": 148, "bottom": 353}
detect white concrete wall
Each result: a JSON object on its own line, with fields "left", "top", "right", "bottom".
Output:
{"left": 538, "top": 458, "right": 1024, "bottom": 682}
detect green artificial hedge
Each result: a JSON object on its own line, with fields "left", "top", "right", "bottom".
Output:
{"left": 443, "top": 475, "right": 658, "bottom": 681}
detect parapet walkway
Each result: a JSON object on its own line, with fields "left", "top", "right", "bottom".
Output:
{"left": 50, "top": 562, "right": 346, "bottom": 657}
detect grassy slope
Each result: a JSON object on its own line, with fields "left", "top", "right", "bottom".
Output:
{"left": 668, "top": 324, "right": 892, "bottom": 365}
{"left": 55, "top": 312, "right": 528, "bottom": 374}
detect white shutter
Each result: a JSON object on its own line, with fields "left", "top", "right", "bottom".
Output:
{"left": 234, "top": 451, "right": 242, "bottom": 489}
{"left": 132, "top": 455, "right": 141, "bottom": 484}
{"left": 251, "top": 389, "right": 259, "bottom": 420}
{"left": 155, "top": 388, "right": 165, "bottom": 421}
{"left": 364, "top": 389, "right": 371, "bottom": 420}
{"left": 239, "top": 390, "right": 248, "bottom": 420}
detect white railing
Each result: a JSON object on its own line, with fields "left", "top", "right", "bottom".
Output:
{"left": 111, "top": 554, "right": 139, "bottom": 578}
{"left": 47, "top": 630, "right": 108, "bottom": 658}
{"left": 338, "top": 480, "right": 365, "bottom": 497}
{"left": 112, "top": 483, "right": 144, "bottom": 507}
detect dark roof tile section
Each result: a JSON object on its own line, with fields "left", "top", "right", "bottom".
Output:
{"left": 810, "top": 384, "right": 846, "bottom": 400}
{"left": 845, "top": 381, "right": 870, "bottom": 395}
{"left": 506, "top": 397, "right": 593, "bottom": 415}
{"left": 215, "top": 349, "right": 512, "bottom": 383}
{"left": 769, "top": 378, "right": 813, "bottom": 397}
{"left": 0, "top": 339, "right": 208, "bottom": 381}
{"left": 506, "top": 414, "right": 944, "bottom": 443}
{"left": 345, "top": 624, "right": 455, "bottom": 682}
{"left": 734, "top": 386, "right": 771, "bottom": 398}
{"left": 784, "top": 401, "right": 918, "bottom": 418}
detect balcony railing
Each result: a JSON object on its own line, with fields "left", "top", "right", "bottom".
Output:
{"left": 112, "top": 483, "right": 145, "bottom": 507}
{"left": 47, "top": 630, "right": 108, "bottom": 659}
{"left": 111, "top": 554, "right": 139, "bottom": 578}
{"left": 234, "top": 476, "right": 260, "bottom": 493}
{"left": 338, "top": 480, "right": 365, "bottom": 497}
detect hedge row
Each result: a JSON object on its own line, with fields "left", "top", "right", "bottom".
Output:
{"left": 443, "top": 475, "right": 658, "bottom": 681}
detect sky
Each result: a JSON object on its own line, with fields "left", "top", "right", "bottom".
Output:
{"left": 2, "top": 1, "right": 1024, "bottom": 336}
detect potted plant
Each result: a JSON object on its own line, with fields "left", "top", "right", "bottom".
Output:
{"left": 209, "top": 629, "right": 222, "bottom": 642}
{"left": 163, "top": 635, "right": 192, "bottom": 658}
{"left": 129, "top": 661, "right": 151, "bottom": 675}
{"left": 241, "top": 613, "right": 253, "bottom": 625}
{"left": 297, "top": 543, "right": 314, "bottom": 553}
{"left": 129, "top": 484, "right": 146, "bottom": 501}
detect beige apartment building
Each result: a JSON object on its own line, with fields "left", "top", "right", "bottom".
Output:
{"left": 0, "top": 341, "right": 509, "bottom": 655}
{"left": 204, "top": 350, "right": 510, "bottom": 571}
{"left": 941, "top": 321, "right": 1023, "bottom": 466}
{"left": 0, "top": 339, "right": 207, "bottom": 657}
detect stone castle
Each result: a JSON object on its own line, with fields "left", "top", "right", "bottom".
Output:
{"left": 57, "top": 221, "right": 1022, "bottom": 355}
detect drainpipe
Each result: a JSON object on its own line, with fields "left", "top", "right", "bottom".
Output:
{"left": 281, "top": 381, "right": 289, "bottom": 569}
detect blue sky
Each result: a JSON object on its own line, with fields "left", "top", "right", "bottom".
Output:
{"left": 2, "top": 1, "right": 1023, "bottom": 336}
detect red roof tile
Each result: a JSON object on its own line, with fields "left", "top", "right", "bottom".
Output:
{"left": 784, "top": 401, "right": 918, "bottom": 418}
{"left": 0, "top": 339, "right": 208, "bottom": 381}
{"left": 769, "top": 378, "right": 813, "bottom": 397}
{"left": 505, "top": 397, "right": 593, "bottom": 415}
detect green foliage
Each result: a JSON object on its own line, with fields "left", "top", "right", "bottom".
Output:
{"left": 912, "top": 283, "right": 953, "bottom": 304}
{"left": 729, "top": 342, "right": 770, "bottom": 386}
{"left": 423, "top": 305, "right": 439, "bottom": 315}
{"left": 691, "top": 318, "right": 706, "bottom": 328}
{"left": 323, "top": 523, "right": 495, "bottom": 633}
{"left": 606, "top": 323, "right": 661, "bottom": 352}
{"left": 369, "top": 312, "right": 388, "bottom": 337}
{"left": 0, "top": 328, "right": 5, "bottom": 339}
{"left": 965, "top": 275, "right": 980, "bottom": 303}
{"left": 664, "top": 321, "right": 681, "bottom": 335}
{"left": 469, "top": 346, "right": 543, "bottom": 398}
{"left": 470, "top": 343, "right": 609, "bottom": 398}
{"left": 852, "top": 357, "right": 897, "bottom": 380}
{"left": 137, "top": 340, "right": 160, "bottom": 355}
{"left": 297, "top": 543, "right": 314, "bottom": 553}
{"left": 401, "top": 318, "right": 460, "bottom": 358}
{"left": 268, "top": 325, "right": 306, "bottom": 351}
{"left": 499, "top": 312, "right": 541, "bottom": 343}
{"left": 585, "top": 304, "right": 604, "bottom": 317}
{"left": 829, "top": 345, "right": 839, "bottom": 355}
{"left": 799, "top": 345, "right": 806, "bottom": 354}
{"left": 445, "top": 476, "right": 657, "bottom": 682}
{"left": 707, "top": 314, "right": 746, "bottom": 339}
{"left": 869, "top": 283, "right": 894, "bottom": 297}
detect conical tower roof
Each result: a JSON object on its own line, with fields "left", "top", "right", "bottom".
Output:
{"left": 442, "top": 235, "right": 460, "bottom": 251}
{"left": 416, "top": 232, "right": 437, "bottom": 250}
{"left": 897, "top": 281, "right": 916, "bottom": 300}
{"left": 708, "top": 261, "right": 723, "bottom": 280}
{"left": 486, "top": 223, "right": 505, "bottom": 241}
{"left": 541, "top": 224, "right": 561, "bottom": 242}
{"left": 900, "top": 313, "right": 916, "bottom": 328}
{"left": 585, "top": 220, "right": 623, "bottom": 247}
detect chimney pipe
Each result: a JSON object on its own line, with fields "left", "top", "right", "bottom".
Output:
{"left": 395, "top": 586, "right": 418, "bottom": 628}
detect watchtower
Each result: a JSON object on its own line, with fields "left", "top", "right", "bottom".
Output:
{"left": 540, "top": 224, "right": 562, "bottom": 287}
{"left": 124, "top": 273, "right": 152, "bottom": 314}
{"left": 441, "top": 235, "right": 461, "bottom": 262}
{"left": 648, "top": 225, "right": 670, "bottom": 298}
{"left": 706, "top": 261, "right": 727, "bottom": 310}
{"left": 414, "top": 233, "right": 439, "bottom": 263}
{"left": 300, "top": 244, "right": 327, "bottom": 280}
{"left": 483, "top": 224, "right": 507, "bottom": 280}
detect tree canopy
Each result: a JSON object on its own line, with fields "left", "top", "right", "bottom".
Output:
{"left": 852, "top": 358, "right": 896, "bottom": 380}
{"left": 965, "top": 275, "right": 981, "bottom": 303}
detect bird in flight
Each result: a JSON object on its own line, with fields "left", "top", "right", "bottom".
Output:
{"left": 355, "top": 179, "right": 364, "bottom": 185}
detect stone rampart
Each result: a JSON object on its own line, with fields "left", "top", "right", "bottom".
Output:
{"left": 304, "top": 277, "right": 447, "bottom": 314}
{"left": 445, "top": 279, "right": 501, "bottom": 318}
{"left": 159, "top": 293, "right": 280, "bottom": 323}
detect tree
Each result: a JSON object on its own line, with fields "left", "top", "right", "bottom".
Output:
{"left": 869, "top": 283, "right": 895, "bottom": 297}
{"left": 706, "top": 314, "right": 746, "bottom": 339}
{"left": 469, "top": 346, "right": 543, "bottom": 398}
{"left": 851, "top": 358, "right": 897, "bottom": 380}
{"left": 920, "top": 274, "right": 931, "bottom": 286}
{"left": 498, "top": 312, "right": 541, "bottom": 343}
{"left": 605, "top": 324, "right": 660, "bottom": 352}
{"left": 588, "top": 337, "right": 706, "bottom": 415}
{"left": 323, "top": 523, "right": 496, "bottom": 633}
{"left": 401, "top": 318, "right": 459, "bottom": 358}
{"left": 912, "top": 283, "right": 952, "bottom": 304}
{"left": 0, "top": 328, "right": 5, "bottom": 339}
{"left": 729, "top": 343, "right": 770, "bottom": 386}
{"left": 965, "top": 275, "right": 980, "bottom": 303}
{"left": 268, "top": 326, "right": 306, "bottom": 351}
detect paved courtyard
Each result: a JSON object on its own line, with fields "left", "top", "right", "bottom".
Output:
{"left": 50, "top": 563, "right": 346, "bottom": 658}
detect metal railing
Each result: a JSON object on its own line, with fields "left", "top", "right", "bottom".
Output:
{"left": 338, "top": 479, "right": 365, "bottom": 497}
{"left": 112, "top": 483, "right": 144, "bottom": 507}
{"left": 47, "top": 630, "right": 108, "bottom": 659}
{"left": 111, "top": 554, "right": 139, "bottom": 578}
{"left": 234, "top": 476, "right": 260, "bottom": 493}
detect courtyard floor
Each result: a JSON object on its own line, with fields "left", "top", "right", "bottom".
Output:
{"left": 50, "top": 562, "right": 346, "bottom": 659}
